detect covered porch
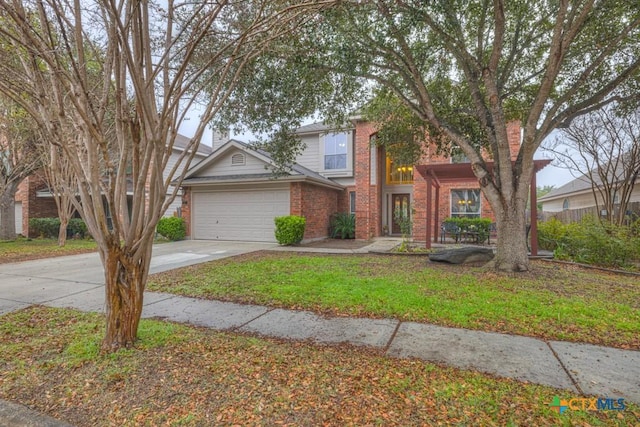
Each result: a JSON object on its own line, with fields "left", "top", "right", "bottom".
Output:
{"left": 415, "top": 159, "right": 552, "bottom": 256}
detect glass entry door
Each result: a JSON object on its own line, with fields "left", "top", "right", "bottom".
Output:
{"left": 391, "top": 193, "right": 410, "bottom": 235}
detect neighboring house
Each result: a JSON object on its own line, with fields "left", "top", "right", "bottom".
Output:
{"left": 539, "top": 173, "right": 640, "bottom": 214}
{"left": 13, "top": 134, "right": 210, "bottom": 237}
{"left": 180, "top": 119, "right": 549, "bottom": 243}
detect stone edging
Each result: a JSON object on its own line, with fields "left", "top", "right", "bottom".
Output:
{"left": 540, "top": 258, "right": 640, "bottom": 277}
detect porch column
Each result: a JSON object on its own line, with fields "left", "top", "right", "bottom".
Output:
{"left": 426, "top": 175, "right": 432, "bottom": 249}
{"left": 434, "top": 180, "right": 440, "bottom": 243}
{"left": 530, "top": 171, "right": 538, "bottom": 256}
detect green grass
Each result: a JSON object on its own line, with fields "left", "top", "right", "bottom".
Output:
{"left": 148, "top": 252, "right": 640, "bottom": 348}
{"left": 0, "top": 237, "right": 96, "bottom": 263}
{"left": 1, "top": 307, "right": 637, "bottom": 426}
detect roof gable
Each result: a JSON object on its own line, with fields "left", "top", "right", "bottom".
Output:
{"left": 185, "top": 140, "right": 273, "bottom": 178}
{"left": 182, "top": 139, "right": 344, "bottom": 190}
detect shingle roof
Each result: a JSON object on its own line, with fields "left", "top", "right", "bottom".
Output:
{"left": 538, "top": 174, "right": 593, "bottom": 201}
{"left": 539, "top": 153, "right": 639, "bottom": 201}
{"left": 173, "top": 133, "right": 212, "bottom": 155}
{"left": 294, "top": 121, "right": 354, "bottom": 134}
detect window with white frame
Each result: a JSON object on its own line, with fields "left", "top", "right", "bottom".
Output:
{"left": 451, "top": 189, "right": 481, "bottom": 217}
{"left": 324, "top": 132, "right": 348, "bottom": 170}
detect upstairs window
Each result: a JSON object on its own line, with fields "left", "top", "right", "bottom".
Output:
{"left": 324, "top": 133, "right": 348, "bottom": 170}
{"left": 450, "top": 151, "right": 470, "bottom": 163}
{"left": 386, "top": 157, "right": 413, "bottom": 184}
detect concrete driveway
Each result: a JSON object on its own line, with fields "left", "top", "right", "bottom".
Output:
{"left": 0, "top": 240, "right": 275, "bottom": 315}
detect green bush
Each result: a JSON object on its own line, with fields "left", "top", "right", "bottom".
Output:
{"left": 330, "top": 212, "right": 355, "bottom": 239}
{"left": 68, "top": 218, "right": 88, "bottom": 238}
{"left": 28, "top": 217, "right": 88, "bottom": 239}
{"left": 548, "top": 215, "right": 640, "bottom": 269}
{"left": 536, "top": 217, "right": 567, "bottom": 251}
{"left": 29, "top": 218, "right": 60, "bottom": 238}
{"left": 443, "top": 217, "right": 492, "bottom": 243}
{"left": 274, "top": 215, "right": 306, "bottom": 245}
{"left": 157, "top": 217, "right": 186, "bottom": 241}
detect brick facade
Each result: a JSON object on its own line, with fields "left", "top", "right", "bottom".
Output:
{"left": 290, "top": 182, "right": 340, "bottom": 240}
{"left": 15, "top": 173, "right": 59, "bottom": 237}
{"left": 354, "top": 121, "right": 379, "bottom": 240}
{"left": 352, "top": 120, "right": 522, "bottom": 242}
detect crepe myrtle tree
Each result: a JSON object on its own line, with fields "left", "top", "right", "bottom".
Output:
{"left": 39, "top": 143, "right": 79, "bottom": 246}
{"left": 0, "top": 0, "right": 338, "bottom": 351}
{"left": 547, "top": 103, "right": 640, "bottom": 226}
{"left": 274, "top": 0, "right": 640, "bottom": 271}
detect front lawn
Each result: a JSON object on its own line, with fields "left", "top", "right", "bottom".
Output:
{"left": 1, "top": 307, "right": 636, "bottom": 426}
{"left": 0, "top": 238, "right": 97, "bottom": 264}
{"left": 148, "top": 252, "right": 640, "bottom": 349}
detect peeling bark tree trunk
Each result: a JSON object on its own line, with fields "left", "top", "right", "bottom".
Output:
{"left": 100, "top": 238, "right": 153, "bottom": 351}
{"left": 58, "top": 217, "right": 68, "bottom": 246}
{"left": 0, "top": 182, "right": 18, "bottom": 241}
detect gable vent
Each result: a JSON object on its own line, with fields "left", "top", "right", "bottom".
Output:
{"left": 231, "top": 153, "right": 245, "bottom": 166}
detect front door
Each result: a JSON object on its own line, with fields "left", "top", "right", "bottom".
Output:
{"left": 391, "top": 193, "right": 410, "bottom": 235}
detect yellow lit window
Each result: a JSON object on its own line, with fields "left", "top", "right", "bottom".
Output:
{"left": 386, "top": 157, "right": 414, "bottom": 184}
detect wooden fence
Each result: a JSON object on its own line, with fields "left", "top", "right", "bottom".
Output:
{"left": 541, "top": 201, "right": 640, "bottom": 224}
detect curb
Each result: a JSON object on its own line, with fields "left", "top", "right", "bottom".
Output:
{"left": 0, "top": 399, "right": 74, "bottom": 427}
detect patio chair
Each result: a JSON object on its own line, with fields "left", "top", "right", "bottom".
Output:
{"left": 487, "top": 222, "right": 497, "bottom": 245}
{"left": 440, "top": 222, "right": 461, "bottom": 243}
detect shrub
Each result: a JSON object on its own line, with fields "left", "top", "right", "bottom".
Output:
{"left": 68, "top": 218, "right": 88, "bottom": 238}
{"left": 274, "top": 215, "right": 306, "bottom": 245}
{"left": 443, "top": 217, "right": 492, "bottom": 243}
{"left": 537, "top": 217, "right": 567, "bottom": 251}
{"left": 157, "top": 217, "right": 186, "bottom": 241}
{"left": 550, "top": 215, "right": 639, "bottom": 269}
{"left": 29, "top": 218, "right": 61, "bottom": 238}
{"left": 28, "top": 217, "right": 89, "bottom": 239}
{"left": 330, "top": 212, "right": 355, "bottom": 239}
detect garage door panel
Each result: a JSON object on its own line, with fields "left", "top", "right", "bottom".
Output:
{"left": 192, "top": 188, "right": 290, "bottom": 242}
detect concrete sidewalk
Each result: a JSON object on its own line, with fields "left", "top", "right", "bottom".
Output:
{"left": 1, "top": 238, "right": 639, "bottom": 426}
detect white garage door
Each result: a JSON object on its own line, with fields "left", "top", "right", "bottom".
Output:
{"left": 192, "top": 187, "right": 290, "bottom": 242}
{"left": 15, "top": 202, "right": 22, "bottom": 235}
{"left": 0, "top": 202, "right": 23, "bottom": 236}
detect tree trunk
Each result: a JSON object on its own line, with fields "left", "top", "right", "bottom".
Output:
{"left": 489, "top": 207, "right": 529, "bottom": 272}
{"left": 0, "top": 183, "right": 18, "bottom": 241}
{"left": 58, "top": 217, "right": 68, "bottom": 246}
{"left": 101, "top": 243, "right": 151, "bottom": 352}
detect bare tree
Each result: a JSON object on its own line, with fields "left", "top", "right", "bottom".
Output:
{"left": 0, "top": 99, "right": 42, "bottom": 240}
{"left": 39, "top": 144, "right": 79, "bottom": 246}
{"left": 0, "top": 0, "right": 335, "bottom": 351}
{"left": 547, "top": 105, "right": 640, "bottom": 226}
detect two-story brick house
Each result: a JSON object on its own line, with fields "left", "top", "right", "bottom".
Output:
{"left": 180, "top": 118, "right": 540, "bottom": 244}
